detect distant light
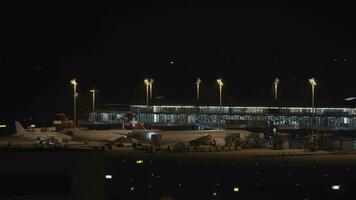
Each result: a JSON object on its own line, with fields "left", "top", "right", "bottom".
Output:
{"left": 233, "top": 187, "right": 240, "bottom": 192}
{"left": 136, "top": 160, "right": 144, "bottom": 164}
{"left": 216, "top": 78, "right": 224, "bottom": 86}
{"left": 309, "top": 78, "right": 317, "bottom": 86}
{"left": 30, "top": 124, "right": 35, "bottom": 128}
{"left": 196, "top": 78, "right": 202, "bottom": 85}
{"left": 345, "top": 97, "right": 356, "bottom": 101}
{"left": 332, "top": 185, "right": 341, "bottom": 190}
{"left": 213, "top": 192, "right": 217, "bottom": 196}
{"left": 273, "top": 78, "right": 280, "bottom": 86}
{"left": 130, "top": 186, "right": 135, "bottom": 191}
{"left": 170, "top": 61, "right": 174, "bottom": 64}
{"left": 70, "top": 78, "right": 78, "bottom": 86}
{"left": 0, "top": 124, "right": 6, "bottom": 128}
{"left": 105, "top": 175, "right": 112, "bottom": 179}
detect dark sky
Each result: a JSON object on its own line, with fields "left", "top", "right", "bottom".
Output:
{"left": 1, "top": 1, "right": 356, "bottom": 114}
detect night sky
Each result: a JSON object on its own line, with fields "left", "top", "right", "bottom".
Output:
{"left": 1, "top": 1, "right": 356, "bottom": 115}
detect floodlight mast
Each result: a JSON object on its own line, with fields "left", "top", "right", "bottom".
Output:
{"left": 144, "top": 79, "right": 150, "bottom": 106}
{"left": 216, "top": 78, "right": 224, "bottom": 106}
{"left": 149, "top": 79, "right": 154, "bottom": 99}
{"left": 70, "top": 78, "right": 78, "bottom": 125}
{"left": 273, "top": 78, "right": 280, "bottom": 101}
{"left": 309, "top": 78, "right": 317, "bottom": 135}
{"left": 196, "top": 78, "right": 202, "bottom": 100}
{"left": 90, "top": 89, "right": 99, "bottom": 111}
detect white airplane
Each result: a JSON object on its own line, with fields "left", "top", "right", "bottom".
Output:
{"left": 127, "top": 117, "right": 257, "bottom": 150}
{"left": 53, "top": 116, "right": 131, "bottom": 145}
{"left": 61, "top": 127, "right": 130, "bottom": 144}
{"left": 14, "top": 121, "right": 72, "bottom": 144}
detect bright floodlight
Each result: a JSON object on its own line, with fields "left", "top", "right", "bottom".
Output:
{"left": 332, "top": 185, "right": 341, "bottom": 190}
{"left": 274, "top": 78, "right": 280, "bottom": 86}
{"left": 90, "top": 89, "right": 99, "bottom": 93}
{"left": 136, "top": 160, "right": 144, "bottom": 164}
{"left": 105, "top": 175, "right": 112, "bottom": 179}
{"left": 149, "top": 79, "right": 154, "bottom": 85}
{"left": 70, "top": 78, "right": 78, "bottom": 86}
{"left": 233, "top": 187, "right": 239, "bottom": 192}
{"left": 196, "top": 78, "right": 202, "bottom": 85}
{"left": 309, "top": 78, "right": 317, "bottom": 86}
{"left": 144, "top": 79, "right": 150, "bottom": 85}
{"left": 217, "top": 78, "right": 223, "bottom": 86}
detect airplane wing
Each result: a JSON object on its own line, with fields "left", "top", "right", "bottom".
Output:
{"left": 188, "top": 135, "right": 214, "bottom": 146}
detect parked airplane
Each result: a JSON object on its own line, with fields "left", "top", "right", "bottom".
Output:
{"left": 14, "top": 121, "right": 72, "bottom": 144}
{"left": 126, "top": 115, "right": 260, "bottom": 151}
{"left": 53, "top": 114, "right": 130, "bottom": 145}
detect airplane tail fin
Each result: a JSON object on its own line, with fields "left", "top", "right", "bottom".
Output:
{"left": 14, "top": 121, "right": 27, "bottom": 135}
{"left": 53, "top": 113, "right": 76, "bottom": 131}
{"left": 126, "top": 112, "right": 146, "bottom": 130}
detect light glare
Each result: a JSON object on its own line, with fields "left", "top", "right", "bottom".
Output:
{"left": 309, "top": 78, "right": 317, "bottom": 86}
{"left": 332, "top": 185, "right": 341, "bottom": 190}
{"left": 70, "top": 78, "right": 78, "bottom": 85}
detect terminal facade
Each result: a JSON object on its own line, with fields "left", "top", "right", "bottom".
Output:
{"left": 87, "top": 105, "right": 356, "bottom": 130}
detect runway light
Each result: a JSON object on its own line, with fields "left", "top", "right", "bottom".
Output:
{"left": 233, "top": 187, "right": 239, "bottom": 192}
{"left": 136, "top": 160, "right": 144, "bottom": 164}
{"left": 332, "top": 185, "right": 341, "bottom": 190}
{"left": 0, "top": 124, "right": 6, "bottom": 128}
{"left": 105, "top": 175, "right": 112, "bottom": 179}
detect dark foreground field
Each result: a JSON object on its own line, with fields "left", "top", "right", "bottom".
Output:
{"left": 1, "top": 149, "right": 356, "bottom": 199}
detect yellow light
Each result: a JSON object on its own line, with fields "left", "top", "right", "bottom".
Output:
{"left": 309, "top": 78, "right": 317, "bottom": 86}
{"left": 233, "top": 187, "right": 239, "bottom": 192}
{"left": 332, "top": 185, "right": 341, "bottom": 190}
{"left": 274, "top": 78, "right": 280, "bottom": 86}
{"left": 0, "top": 124, "right": 6, "bottom": 128}
{"left": 70, "top": 78, "right": 78, "bottom": 85}
{"left": 196, "top": 78, "right": 202, "bottom": 85}
{"left": 136, "top": 160, "right": 144, "bottom": 164}
{"left": 30, "top": 124, "right": 35, "bottom": 128}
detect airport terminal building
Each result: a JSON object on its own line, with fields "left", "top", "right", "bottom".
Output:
{"left": 87, "top": 105, "right": 356, "bottom": 131}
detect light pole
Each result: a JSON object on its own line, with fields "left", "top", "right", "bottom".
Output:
{"left": 196, "top": 78, "right": 202, "bottom": 100}
{"left": 90, "top": 89, "right": 99, "bottom": 111}
{"left": 70, "top": 78, "right": 78, "bottom": 125}
{"left": 144, "top": 79, "right": 150, "bottom": 106}
{"left": 273, "top": 78, "right": 280, "bottom": 101}
{"left": 149, "top": 79, "right": 154, "bottom": 99}
{"left": 216, "top": 78, "right": 224, "bottom": 106}
{"left": 309, "top": 78, "right": 317, "bottom": 135}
